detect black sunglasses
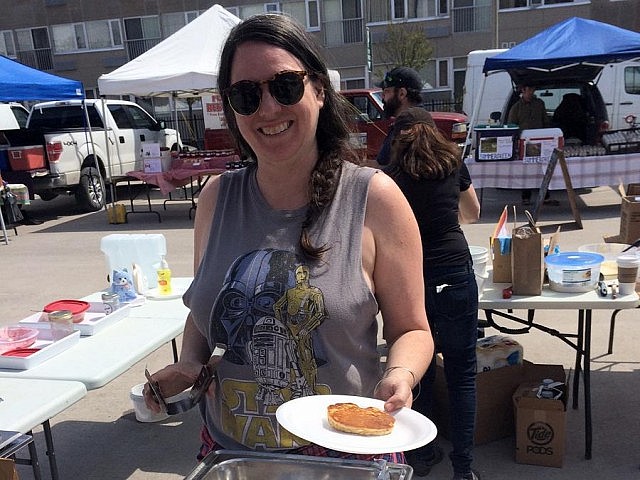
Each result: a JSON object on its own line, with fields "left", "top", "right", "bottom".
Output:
{"left": 224, "top": 70, "right": 308, "bottom": 116}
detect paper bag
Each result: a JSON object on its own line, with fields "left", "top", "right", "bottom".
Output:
{"left": 511, "top": 226, "right": 543, "bottom": 295}
{"left": 0, "top": 459, "right": 19, "bottom": 480}
{"left": 491, "top": 237, "right": 512, "bottom": 283}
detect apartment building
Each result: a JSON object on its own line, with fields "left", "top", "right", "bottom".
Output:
{"left": 1, "top": 0, "right": 638, "bottom": 109}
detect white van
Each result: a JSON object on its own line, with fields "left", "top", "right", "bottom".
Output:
{"left": 464, "top": 49, "right": 640, "bottom": 131}
{"left": 462, "top": 49, "right": 510, "bottom": 126}
{"left": 597, "top": 59, "right": 640, "bottom": 130}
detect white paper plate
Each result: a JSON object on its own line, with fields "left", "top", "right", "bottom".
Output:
{"left": 145, "top": 287, "right": 185, "bottom": 300}
{"left": 275, "top": 394, "right": 436, "bottom": 454}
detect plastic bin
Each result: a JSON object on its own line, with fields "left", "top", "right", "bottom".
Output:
{"left": 100, "top": 234, "right": 167, "bottom": 291}
{"left": 474, "top": 126, "right": 519, "bottom": 162}
{"left": 8, "top": 145, "right": 45, "bottom": 170}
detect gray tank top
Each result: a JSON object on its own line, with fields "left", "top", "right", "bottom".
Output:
{"left": 184, "top": 161, "right": 381, "bottom": 450}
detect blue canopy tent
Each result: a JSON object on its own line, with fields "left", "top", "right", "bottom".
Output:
{"left": 465, "top": 17, "right": 640, "bottom": 151}
{"left": 0, "top": 55, "right": 84, "bottom": 101}
{"left": 483, "top": 17, "right": 640, "bottom": 76}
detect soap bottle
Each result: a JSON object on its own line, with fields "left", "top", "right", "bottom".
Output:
{"left": 157, "top": 256, "right": 172, "bottom": 295}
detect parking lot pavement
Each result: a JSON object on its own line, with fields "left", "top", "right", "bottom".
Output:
{"left": 3, "top": 185, "right": 639, "bottom": 480}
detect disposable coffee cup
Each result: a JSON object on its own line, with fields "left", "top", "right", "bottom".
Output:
{"left": 616, "top": 254, "right": 640, "bottom": 295}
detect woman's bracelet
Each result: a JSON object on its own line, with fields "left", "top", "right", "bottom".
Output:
{"left": 383, "top": 366, "right": 417, "bottom": 387}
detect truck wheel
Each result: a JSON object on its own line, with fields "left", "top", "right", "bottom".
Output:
{"left": 76, "top": 166, "right": 105, "bottom": 212}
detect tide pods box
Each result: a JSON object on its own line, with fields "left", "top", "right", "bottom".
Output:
{"left": 513, "top": 365, "right": 568, "bottom": 468}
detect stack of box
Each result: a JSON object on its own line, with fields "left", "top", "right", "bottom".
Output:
{"left": 141, "top": 143, "right": 163, "bottom": 173}
{"left": 433, "top": 358, "right": 566, "bottom": 448}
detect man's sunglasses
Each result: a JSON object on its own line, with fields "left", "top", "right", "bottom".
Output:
{"left": 224, "top": 70, "right": 308, "bottom": 116}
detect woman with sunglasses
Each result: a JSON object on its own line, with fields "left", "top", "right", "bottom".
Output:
{"left": 144, "top": 14, "right": 433, "bottom": 464}
{"left": 386, "top": 108, "right": 480, "bottom": 480}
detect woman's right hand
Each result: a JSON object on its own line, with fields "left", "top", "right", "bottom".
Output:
{"left": 143, "top": 360, "right": 202, "bottom": 413}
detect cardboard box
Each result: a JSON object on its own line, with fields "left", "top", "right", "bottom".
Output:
{"left": 141, "top": 142, "right": 161, "bottom": 158}
{"left": 433, "top": 359, "right": 566, "bottom": 445}
{"left": 519, "top": 128, "right": 564, "bottom": 164}
{"left": 619, "top": 195, "right": 640, "bottom": 244}
{"left": 8, "top": 145, "right": 45, "bottom": 170}
{"left": 513, "top": 364, "right": 568, "bottom": 468}
{"left": 143, "top": 158, "right": 162, "bottom": 173}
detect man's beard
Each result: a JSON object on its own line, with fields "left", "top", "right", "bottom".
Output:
{"left": 383, "top": 94, "right": 401, "bottom": 119}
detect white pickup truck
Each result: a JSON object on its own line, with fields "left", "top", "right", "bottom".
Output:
{"left": 5, "top": 99, "right": 180, "bottom": 211}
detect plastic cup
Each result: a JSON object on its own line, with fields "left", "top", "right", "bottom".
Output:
{"left": 616, "top": 254, "right": 640, "bottom": 295}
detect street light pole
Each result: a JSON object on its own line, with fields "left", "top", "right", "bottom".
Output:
{"left": 494, "top": 0, "right": 499, "bottom": 48}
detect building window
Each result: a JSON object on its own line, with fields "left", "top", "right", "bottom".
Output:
{"left": 307, "top": 0, "right": 320, "bottom": 29}
{"left": 161, "top": 11, "right": 199, "bottom": 38}
{"left": 52, "top": 19, "right": 122, "bottom": 53}
{"left": 499, "top": 0, "right": 578, "bottom": 7}
{"left": 15, "top": 27, "right": 53, "bottom": 70}
{"left": 1, "top": 30, "right": 16, "bottom": 57}
{"left": 226, "top": 6, "right": 240, "bottom": 17}
{"left": 437, "top": 59, "right": 449, "bottom": 88}
{"left": 123, "top": 16, "right": 161, "bottom": 59}
{"left": 265, "top": 3, "right": 281, "bottom": 12}
{"left": 392, "top": 0, "right": 447, "bottom": 19}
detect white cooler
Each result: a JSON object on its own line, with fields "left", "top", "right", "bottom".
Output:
{"left": 519, "top": 128, "right": 564, "bottom": 163}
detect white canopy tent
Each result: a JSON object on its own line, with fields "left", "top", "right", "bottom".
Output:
{"left": 97, "top": 4, "right": 240, "bottom": 98}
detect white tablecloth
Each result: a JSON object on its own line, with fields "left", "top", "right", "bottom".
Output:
{"left": 465, "top": 153, "right": 640, "bottom": 190}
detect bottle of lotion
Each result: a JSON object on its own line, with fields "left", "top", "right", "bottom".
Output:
{"left": 157, "top": 256, "right": 172, "bottom": 295}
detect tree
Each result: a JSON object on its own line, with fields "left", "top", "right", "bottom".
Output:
{"left": 376, "top": 22, "right": 433, "bottom": 76}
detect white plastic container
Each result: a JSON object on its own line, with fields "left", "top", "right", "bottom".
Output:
{"left": 469, "top": 245, "right": 490, "bottom": 293}
{"left": 545, "top": 252, "right": 604, "bottom": 293}
{"left": 578, "top": 243, "right": 633, "bottom": 279}
{"left": 101, "top": 234, "right": 167, "bottom": 291}
{"left": 130, "top": 383, "right": 190, "bottom": 423}
{"left": 469, "top": 245, "right": 489, "bottom": 277}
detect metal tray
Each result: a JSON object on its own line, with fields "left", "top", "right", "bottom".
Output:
{"left": 185, "top": 450, "right": 413, "bottom": 480}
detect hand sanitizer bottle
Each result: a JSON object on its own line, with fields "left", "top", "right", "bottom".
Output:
{"left": 157, "top": 256, "right": 172, "bottom": 295}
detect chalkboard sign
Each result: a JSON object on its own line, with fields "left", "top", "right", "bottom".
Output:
{"left": 532, "top": 148, "right": 582, "bottom": 228}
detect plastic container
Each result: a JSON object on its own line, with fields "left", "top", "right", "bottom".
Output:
{"left": 129, "top": 383, "right": 190, "bottom": 423}
{"left": 43, "top": 299, "right": 90, "bottom": 323}
{"left": 545, "top": 252, "right": 604, "bottom": 292}
{"left": 578, "top": 243, "right": 634, "bottom": 279}
{"left": 0, "top": 325, "right": 39, "bottom": 354}
{"left": 101, "top": 234, "right": 167, "bottom": 291}
{"left": 469, "top": 245, "right": 489, "bottom": 293}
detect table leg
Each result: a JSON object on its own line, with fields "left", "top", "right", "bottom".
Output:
{"left": 572, "top": 310, "right": 584, "bottom": 410}
{"left": 124, "top": 180, "right": 162, "bottom": 223}
{"left": 583, "top": 309, "right": 592, "bottom": 460}
{"left": 42, "top": 420, "right": 59, "bottom": 480}
{"left": 0, "top": 206, "right": 9, "bottom": 245}
{"left": 27, "top": 435, "right": 42, "bottom": 480}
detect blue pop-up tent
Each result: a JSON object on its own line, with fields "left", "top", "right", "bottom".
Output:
{"left": 0, "top": 54, "right": 84, "bottom": 101}
{"left": 484, "top": 17, "right": 640, "bottom": 75}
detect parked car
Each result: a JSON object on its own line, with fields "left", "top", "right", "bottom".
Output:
{"left": 0, "top": 102, "right": 29, "bottom": 131}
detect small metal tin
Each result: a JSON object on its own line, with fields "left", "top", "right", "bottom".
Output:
{"left": 101, "top": 292, "right": 120, "bottom": 315}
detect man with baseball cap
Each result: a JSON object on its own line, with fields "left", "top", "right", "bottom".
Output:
{"left": 375, "top": 67, "right": 425, "bottom": 166}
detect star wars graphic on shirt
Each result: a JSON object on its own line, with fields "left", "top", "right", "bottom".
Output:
{"left": 209, "top": 249, "right": 330, "bottom": 448}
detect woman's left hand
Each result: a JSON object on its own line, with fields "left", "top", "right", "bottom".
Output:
{"left": 374, "top": 373, "right": 414, "bottom": 412}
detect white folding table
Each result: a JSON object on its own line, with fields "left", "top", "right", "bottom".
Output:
{"left": 0, "top": 378, "right": 87, "bottom": 479}
{"left": 478, "top": 278, "right": 639, "bottom": 459}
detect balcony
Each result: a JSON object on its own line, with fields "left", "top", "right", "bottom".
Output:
{"left": 125, "top": 38, "right": 161, "bottom": 60}
{"left": 321, "top": 18, "right": 364, "bottom": 46}
{"left": 17, "top": 48, "right": 54, "bottom": 71}
{"left": 452, "top": 4, "right": 492, "bottom": 33}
